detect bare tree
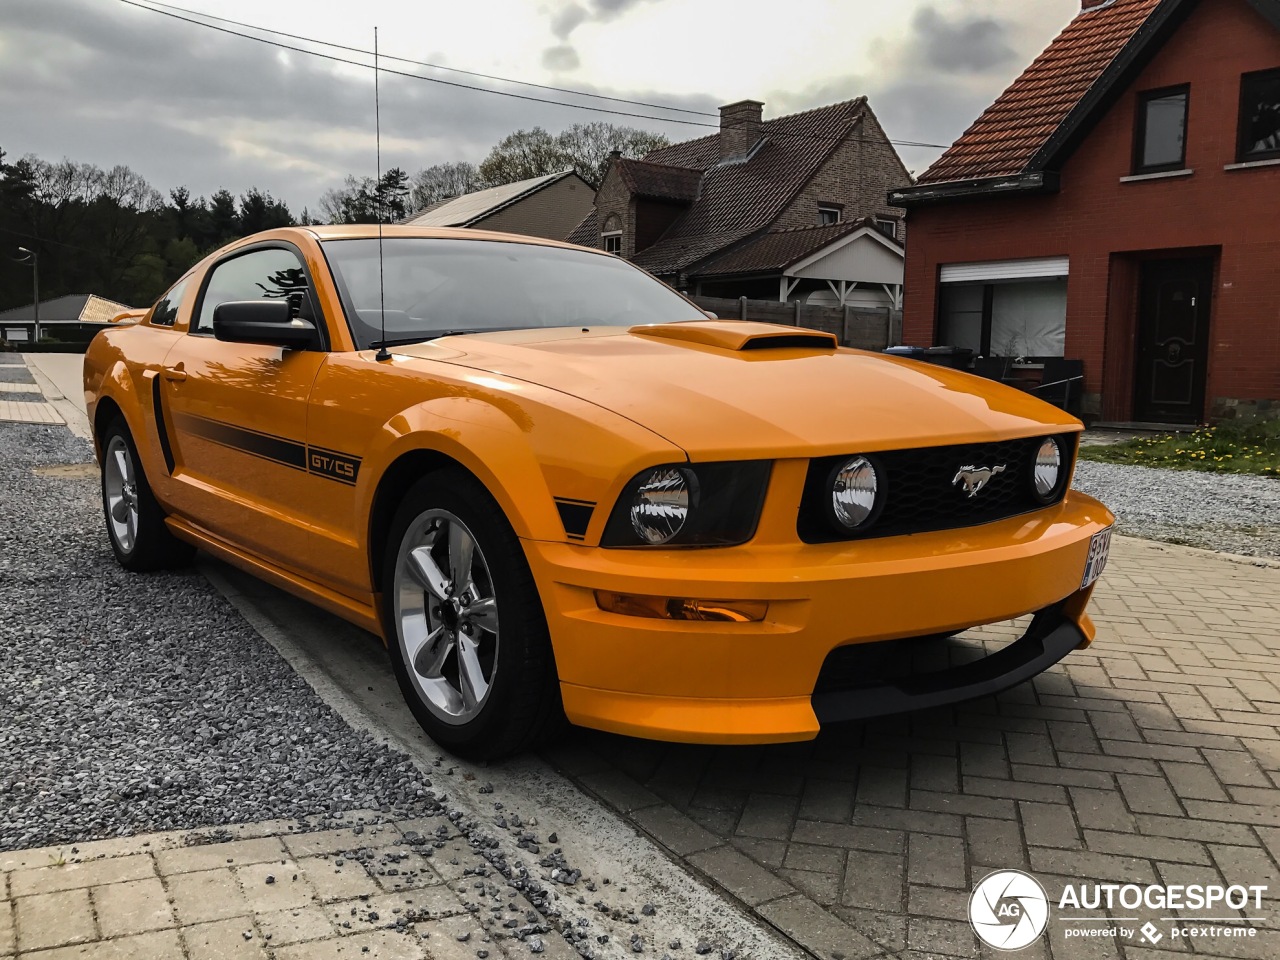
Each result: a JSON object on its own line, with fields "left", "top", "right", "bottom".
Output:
{"left": 556, "top": 122, "right": 670, "bottom": 184}
{"left": 409, "top": 162, "right": 482, "bottom": 212}
{"left": 477, "top": 128, "right": 570, "bottom": 188}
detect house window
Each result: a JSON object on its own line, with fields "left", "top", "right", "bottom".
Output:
{"left": 1237, "top": 68, "right": 1280, "bottom": 162}
{"left": 1134, "top": 85, "right": 1189, "bottom": 174}
{"left": 873, "top": 218, "right": 898, "bottom": 241}
{"left": 938, "top": 276, "right": 1067, "bottom": 359}
{"left": 817, "top": 204, "right": 842, "bottom": 226}
{"left": 602, "top": 232, "right": 622, "bottom": 254}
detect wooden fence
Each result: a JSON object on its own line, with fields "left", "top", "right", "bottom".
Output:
{"left": 690, "top": 296, "right": 901, "bottom": 351}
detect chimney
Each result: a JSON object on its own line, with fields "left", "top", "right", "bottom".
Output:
{"left": 719, "top": 100, "right": 764, "bottom": 160}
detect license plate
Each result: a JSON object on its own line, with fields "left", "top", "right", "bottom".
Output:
{"left": 1081, "top": 527, "right": 1113, "bottom": 590}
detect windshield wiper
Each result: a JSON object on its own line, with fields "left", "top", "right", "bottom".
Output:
{"left": 368, "top": 331, "right": 472, "bottom": 349}
{"left": 369, "top": 328, "right": 517, "bottom": 349}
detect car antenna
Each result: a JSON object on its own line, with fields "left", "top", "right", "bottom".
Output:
{"left": 373, "top": 25, "right": 392, "bottom": 363}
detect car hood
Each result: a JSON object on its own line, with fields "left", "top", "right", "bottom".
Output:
{"left": 392, "top": 321, "right": 1080, "bottom": 459}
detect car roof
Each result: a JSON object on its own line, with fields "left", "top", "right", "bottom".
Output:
{"left": 299, "top": 223, "right": 598, "bottom": 255}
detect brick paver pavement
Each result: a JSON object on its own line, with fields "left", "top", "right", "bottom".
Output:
{"left": 0, "top": 812, "right": 580, "bottom": 959}
{"left": 546, "top": 536, "right": 1280, "bottom": 959}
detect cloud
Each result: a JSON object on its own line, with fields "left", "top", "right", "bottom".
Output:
{"left": 542, "top": 0, "right": 664, "bottom": 74}
{"left": 0, "top": 0, "right": 696, "bottom": 212}
{"left": 541, "top": 44, "right": 582, "bottom": 71}
{"left": 764, "top": 4, "right": 1056, "bottom": 175}
{"left": 545, "top": 0, "right": 662, "bottom": 40}
{"left": 905, "top": 7, "right": 1018, "bottom": 74}
{"left": 550, "top": 4, "right": 590, "bottom": 40}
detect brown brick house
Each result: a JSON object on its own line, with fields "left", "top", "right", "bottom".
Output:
{"left": 568, "top": 99, "right": 912, "bottom": 309}
{"left": 892, "top": 0, "right": 1280, "bottom": 425}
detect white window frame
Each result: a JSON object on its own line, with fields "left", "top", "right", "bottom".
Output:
{"left": 602, "top": 231, "right": 622, "bottom": 254}
{"left": 817, "top": 204, "right": 842, "bottom": 226}
{"left": 873, "top": 217, "right": 898, "bottom": 241}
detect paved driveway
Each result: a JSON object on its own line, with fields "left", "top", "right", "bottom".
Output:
{"left": 547, "top": 538, "right": 1280, "bottom": 959}
{"left": 8, "top": 352, "right": 1279, "bottom": 958}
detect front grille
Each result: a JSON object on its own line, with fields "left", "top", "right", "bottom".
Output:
{"left": 797, "top": 434, "right": 1075, "bottom": 543}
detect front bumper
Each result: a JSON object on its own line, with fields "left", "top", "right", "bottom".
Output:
{"left": 524, "top": 490, "right": 1113, "bottom": 743}
{"left": 810, "top": 602, "right": 1085, "bottom": 724}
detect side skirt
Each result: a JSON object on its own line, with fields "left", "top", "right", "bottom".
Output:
{"left": 166, "top": 516, "right": 384, "bottom": 639}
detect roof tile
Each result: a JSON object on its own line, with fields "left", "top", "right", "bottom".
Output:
{"left": 919, "top": 0, "right": 1162, "bottom": 184}
{"left": 631, "top": 98, "right": 872, "bottom": 275}
{"left": 696, "top": 221, "right": 872, "bottom": 277}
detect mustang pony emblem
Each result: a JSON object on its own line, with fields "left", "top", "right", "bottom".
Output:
{"left": 952, "top": 464, "right": 1006, "bottom": 498}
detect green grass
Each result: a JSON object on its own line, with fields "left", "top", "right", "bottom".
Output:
{"left": 1080, "top": 420, "right": 1280, "bottom": 476}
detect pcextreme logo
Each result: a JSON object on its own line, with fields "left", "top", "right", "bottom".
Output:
{"left": 968, "top": 870, "right": 1269, "bottom": 950}
{"left": 969, "top": 870, "right": 1050, "bottom": 950}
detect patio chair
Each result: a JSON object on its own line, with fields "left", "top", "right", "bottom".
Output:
{"left": 973, "top": 356, "right": 1013, "bottom": 381}
{"left": 1031, "top": 358, "right": 1084, "bottom": 415}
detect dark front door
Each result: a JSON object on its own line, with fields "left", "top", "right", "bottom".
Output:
{"left": 1134, "top": 257, "right": 1214, "bottom": 423}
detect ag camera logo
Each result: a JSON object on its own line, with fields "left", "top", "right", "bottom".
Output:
{"left": 969, "top": 870, "right": 1050, "bottom": 950}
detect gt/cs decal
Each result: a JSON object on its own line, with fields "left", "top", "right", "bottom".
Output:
{"left": 172, "top": 413, "right": 361, "bottom": 486}
{"left": 308, "top": 448, "right": 360, "bottom": 484}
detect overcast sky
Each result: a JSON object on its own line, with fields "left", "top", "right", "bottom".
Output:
{"left": 2, "top": 0, "right": 1080, "bottom": 213}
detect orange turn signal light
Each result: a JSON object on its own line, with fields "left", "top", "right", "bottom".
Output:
{"left": 594, "top": 591, "right": 768, "bottom": 623}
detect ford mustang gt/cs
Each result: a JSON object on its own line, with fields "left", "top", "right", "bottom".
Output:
{"left": 84, "top": 225, "right": 1114, "bottom": 758}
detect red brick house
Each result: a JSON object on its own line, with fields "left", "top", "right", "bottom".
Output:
{"left": 568, "top": 99, "right": 911, "bottom": 309}
{"left": 891, "top": 0, "right": 1280, "bottom": 424}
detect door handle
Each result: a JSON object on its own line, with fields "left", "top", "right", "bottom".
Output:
{"left": 161, "top": 363, "right": 186, "bottom": 383}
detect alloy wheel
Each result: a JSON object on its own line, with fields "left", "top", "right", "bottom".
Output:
{"left": 104, "top": 435, "right": 139, "bottom": 554}
{"left": 393, "top": 509, "right": 499, "bottom": 725}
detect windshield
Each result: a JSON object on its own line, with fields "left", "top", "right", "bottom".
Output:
{"left": 321, "top": 237, "right": 704, "bottom": 349}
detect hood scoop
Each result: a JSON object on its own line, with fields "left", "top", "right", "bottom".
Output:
{"left": 629, "top": 320, "right": 837, "bottom": 352}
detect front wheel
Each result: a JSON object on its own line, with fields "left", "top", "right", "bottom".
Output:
{"left": 380, "top": 470, "right": 561, "bottom": 759}
{"left": 100, "top": 418, "right": 194, "bottom": 572}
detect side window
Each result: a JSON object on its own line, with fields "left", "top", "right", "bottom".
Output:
{"left": 1134, "top": 85, "right": 1189, "bottom": 174}
{"left": 1238, "top": 68, "right": 1280, "bottom": 163}
{"left": 150, "top": 278, "right": 189, "bottom": 327}
{"left": 194, "top": 248, "right": 311, "bottom": 334}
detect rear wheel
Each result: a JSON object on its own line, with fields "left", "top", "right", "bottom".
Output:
{"left": 100, "top": 418, "right": 194, "bottom": 571}
{"left": 381, "top": 470, "right": 561, "bottom": 759}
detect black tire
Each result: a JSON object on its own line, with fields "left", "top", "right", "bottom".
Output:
{"left": 99, "top": 417, "right": 195, "bottom": 572}
{"left": 380, "top": 468, "right": 562, "bottom": 759}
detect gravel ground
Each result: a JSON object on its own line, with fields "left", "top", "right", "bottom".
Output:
{"left": 0, "top": 419, "right": 757, "bottom": 957}
{"left": 0, "top": 422, "right": 438, "bottom": 851}
{"left": 1074, "top": 458, "right": 1280, "bottom": 558}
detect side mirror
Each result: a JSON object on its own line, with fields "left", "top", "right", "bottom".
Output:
{"left": 213, "top": 300, "right": 319, "bottom": 350}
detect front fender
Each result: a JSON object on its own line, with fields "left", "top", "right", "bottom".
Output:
{"left": 90, "top": 358, "right": 148, "bottom": 460}
{"left": 361, "top": 396, "right": 565, "bottom": 541}
{"left": 351, "top": 387, "right": 685, "bottom": 545}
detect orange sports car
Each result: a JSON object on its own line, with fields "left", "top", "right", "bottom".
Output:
{"left": 84, "top": 225, "right": 1114, "bottom": 757}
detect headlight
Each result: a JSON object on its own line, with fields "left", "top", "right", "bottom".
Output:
{"left": 630, "top": 466, "right": 698, "bottom": 544}
{"left": 828, "top": 455, "right": 883, "bottom": 531}
{"left": 1032, "top": 436, "right": 1064, "bottom": 502}
{"left": 602, "top": 461, "right": 772, "bottom": 547}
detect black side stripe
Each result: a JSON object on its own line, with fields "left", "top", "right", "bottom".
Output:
{"left": 176, "top": 413, "right": 307, "bottom": 469}
{"left": 554, "top": 498, "right": 595, "bottom": 540}
{"left": 172, "top": 413, "right": 361, "bottom": 486}
{"left": 151, "top": 375, "right": 175, "bottom": 474}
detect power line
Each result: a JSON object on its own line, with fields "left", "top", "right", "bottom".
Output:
{"left": 117, "top": 0, "right": 949, "bottom": 151}
{"left": 138, "top": 0, "right": 718, "bottom": 119}
{"left": 116, "top": 0, "right": 719, "bottom": 129}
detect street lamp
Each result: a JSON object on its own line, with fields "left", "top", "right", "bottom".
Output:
{"left": 16, "top": 247, "right": 40, "bottom": 343}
